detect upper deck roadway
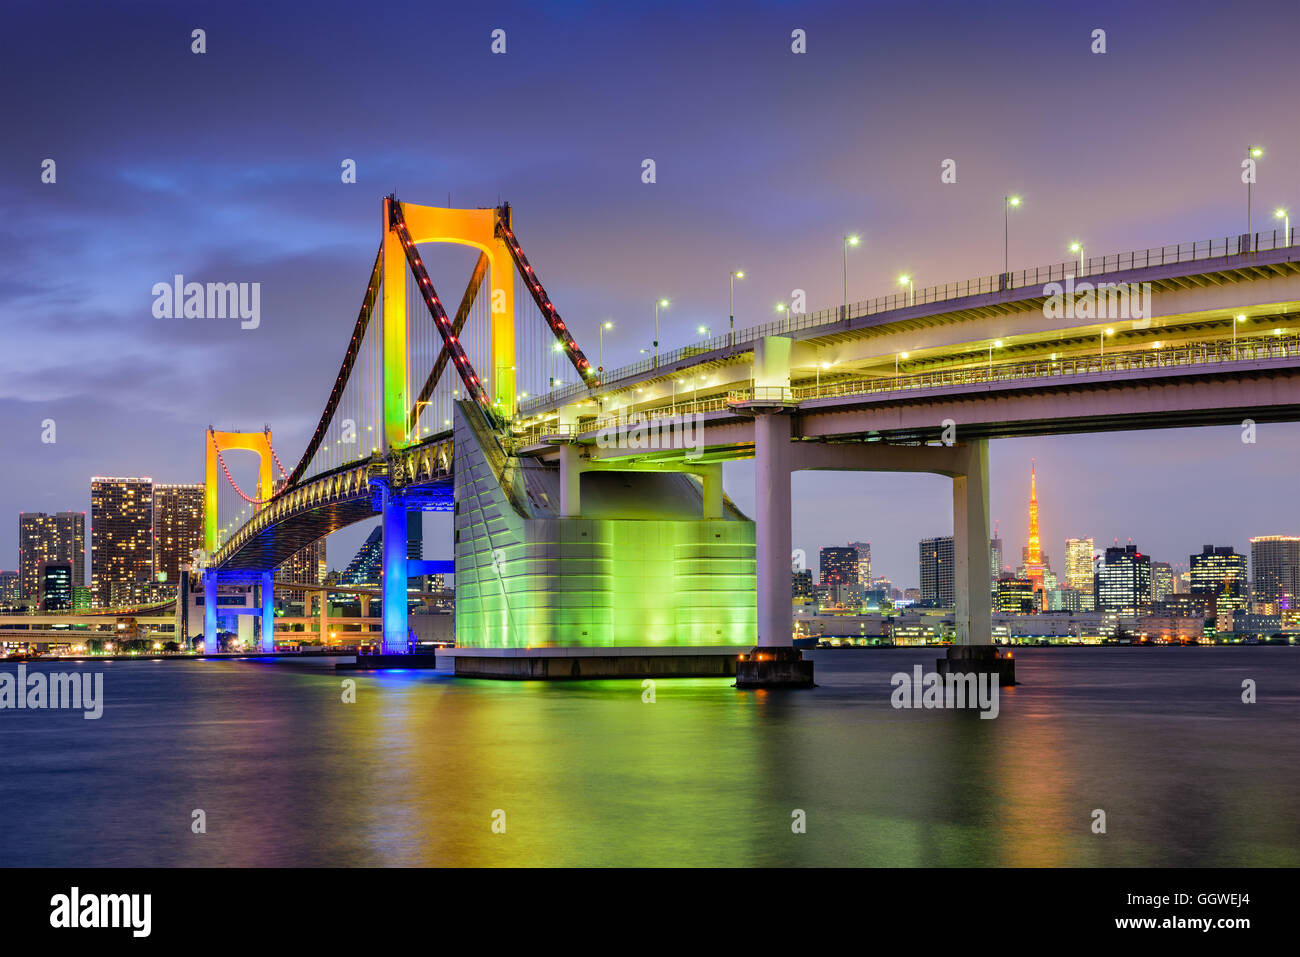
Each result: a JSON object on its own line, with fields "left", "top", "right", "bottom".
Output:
{"left": 514, "top": 230, "right": 1300, "bottom": 443}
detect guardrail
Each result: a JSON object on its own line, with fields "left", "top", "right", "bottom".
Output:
{"left": 508, "top": 333, "right": 1300, "bottom": 448}
{"left": 518, "top": 227, "right": 1295, "bottom": 415}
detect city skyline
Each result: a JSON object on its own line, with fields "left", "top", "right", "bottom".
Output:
{"left": 793, "top": 454, "right": 1297, "bottom": 590}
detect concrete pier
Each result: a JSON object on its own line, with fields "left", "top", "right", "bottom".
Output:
{"left": 936, "top": 644, "right": 1017, "bottom": 687}
{"left": 735, "top": 646, "right": 815, "bottom": 688}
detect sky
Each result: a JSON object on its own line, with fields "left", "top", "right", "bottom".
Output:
{"left": 1, "top": 0, "right": 1298, "bottom": 589}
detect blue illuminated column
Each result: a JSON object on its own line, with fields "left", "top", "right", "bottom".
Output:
{"left": 260, "top": 571, "right": 275, "bottom": 653}
{"left": 381, "top": 489, "right": 410, "bottom": 654}
{"left": 203, "top": 571, "right": 218, "bottom": 653}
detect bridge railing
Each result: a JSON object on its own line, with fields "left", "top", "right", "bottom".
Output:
{"left": 519, "top": 227, "right": 1294, "bottom": 415}
{"left": 786, "top": 332, "right": 1300, "bottom": 403}
{"left": 511, "top": 333, "right": 1300, "bottom": 448}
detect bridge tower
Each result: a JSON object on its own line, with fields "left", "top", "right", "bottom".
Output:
{"left": 377, "top": 199, "right": 519, "bottom": 653}
{"left": 203, "top": 428, "right": 277, "bottom": 653}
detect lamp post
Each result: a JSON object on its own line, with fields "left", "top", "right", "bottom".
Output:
{"left": 653, "top": 298, "right": 668, "bottom": 367}
{"left": 1100, "top": 326, "right": 1114, "bottom": 359}
{"left": 1069, "top": 241, "right": 1084, "bottom": 276}
{"left": 843, "top": 235, "right": 860, "bottom": 322}
{"left": 1246, "top": 146, "right": 1263, "bottom": 238}
{"left": 895, "top": 350, "right": 908, "bottom": 379}
{"left": 1277, "top": 208, "right": 1290, "bottom": 247}
{"left": 599, "top": 320, "right": 612, "bottom": 372}
{"left": 898, "top": 274, "right": 914, "bottom": 307}
{"left": 776, "top": 301, "right": 789, "bottom": 333}
{"left": 1004, "top": 196, "right": 1021, "bottom": 285}
{"left": 729, "top": 270, "right": 744, "bottom": 345}
{"left": 1233, "top": 313, "right": 1246, "bottom": 357}
{"left": 815, "top": 361, "right": 830, "bottom": 391}
{"left": 698, "top": 324, "right": 711, "bottom": 341}
{"left": 988, "top": 338, "right": 1002, "bottom": 374}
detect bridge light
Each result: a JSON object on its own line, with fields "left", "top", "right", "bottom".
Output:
{"left": 1007, "top": 196, "right": 1021, "bottom": 207}
{"left": 994, "top": 339, "right": 1003, "bottom": 347}
{"left": 1104, "top": 328, "right": 1114, "bottom": 335}
{"left": 1235, "top": 314, "right": 1246, "bottom": 322}
{"left": 1250, "top": 146, "right": 1263, "bottom": 158}
{"left": 846, "top": 235, "right": 860, "bottom": 246}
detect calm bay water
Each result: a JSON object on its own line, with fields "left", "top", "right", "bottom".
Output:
{"left": 0, "top": 647, "right": 1296, "bottom": 867}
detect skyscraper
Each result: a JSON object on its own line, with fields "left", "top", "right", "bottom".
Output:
{"left": 91, "top": 477, "right": 154, "bottom": 607}
{"left": 819, "top": 546, "right": 858, "bottom": 586}
{"left": 847, "top": 541, "right": 871, "bottom": 585}
{"left": 1096, "top": 544, "right": 1152, "bottom": 614}
{"left": 18, "top": 511, "right": 85, "bottom": 599}
{"left": 341, "top": 526, "right": 383, "bottom": 586}
{"left": 1023, "top": 463, "right": 1046, "bottom": 610}
{"left": 1151, "top": 561, "right": 1175, "bottom": 603}
{"left": 990, "top": 522, "right": 1003, "bottom": 583}
{"left": 0, "top": 570, "right": 18, "bottom": 605}
{"left": 1189, "top": 545, "right": 1248, "bottom": 612}
{"left": 278, "top": 539, "right": 327, "bottom": 586}
{"left": 1249, "top": 535, "right": 1300, "bottom": 611}
{"left": 38, "top": 560, "right": 73, "bottom": 611}
{"left": 1064, "top": 538, "right": 1095, "bottom": 593}
{"left": 152, "top": 484, "right": 205, "bottom": 587}
{"left": 919, "top": 535, "right": 955, "bottom": 607}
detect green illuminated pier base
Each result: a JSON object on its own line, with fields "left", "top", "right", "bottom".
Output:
{"left": 452, "top": 403, "right": 756, "bottom": 671}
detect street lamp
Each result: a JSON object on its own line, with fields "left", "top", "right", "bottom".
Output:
{"left": 698, "top": 324, "right": 711, "bottom": 340}
{"left": 1100, "top": 326, "right": 1114, "bottom": 359}
{"left": 898, "top": 274, "right": 914, "bottom": 306}
{"left": 1276, "top": 208, "right": 1290, "bottom": 247}
{"left": 1069, "top": 241, "right": 1084, "bottom": 276}
{"left": 1246, "top": 145, "right": 1263, "bottom": 237}
{"left": 843, "top": 235, "right": 860, "bottom": 321}
{"left": 1004, "top": 196, "right": 1021, "bottom": 284}
{"left": 599, "top": 320, "right": 613, "bottom": 371}
{"left": 988, "top": 338, "right": 1003, "bottom": 373}
{"left": 895, "top": 350, "right": 908, "bottom": 377}
{"left": 653, "top": 299, "right": 669, "bottom": 366}
{"left": 816, "top": 360, "right": 830, "bottom": 390}
{"left": 1233, "top": 313, "right": 1246, "bottom": 356}
{"left": 776, "top": 301, "right": 789, "bottom": 332}
{"left": 729, "top": 270, "right": 744, "bottom": 344}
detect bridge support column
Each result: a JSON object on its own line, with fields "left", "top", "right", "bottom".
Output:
{"left": 203, "top": 571, "right": 218, "bottom": 653}
{"left": 560, "top": 444, "right": 583, "bottom": 517}
{"left": 941, "top": 438, "right": 1014, "bottom": 685}
{"left": 319, "top": 591, "right": 328, "bottom": 644}
{"left": 381, "top": 489, "right": 409, "bottom": 654}
{"left": 754, "top": 411, "right": 793, "bottom": 648}
{"left": 953, "top": 438, "right": 992, "bottom": 646}
{"left": 260, "top": 572, "right": 275, "bottom": 653}
{"left": 739, "top": 408, "right": 812, "bottom": 687}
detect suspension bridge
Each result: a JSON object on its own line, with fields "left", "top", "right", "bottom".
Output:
{"left": 200, "top": 196, "right": 1300, "bottom": 681}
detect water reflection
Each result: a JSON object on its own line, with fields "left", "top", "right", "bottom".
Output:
{"left": 0, "top": 648, "right": 1295, "bottom": 866}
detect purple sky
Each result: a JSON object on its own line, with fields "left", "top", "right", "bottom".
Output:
{"left": 1, "top": 0, "right": 1297, "bottom": 588}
